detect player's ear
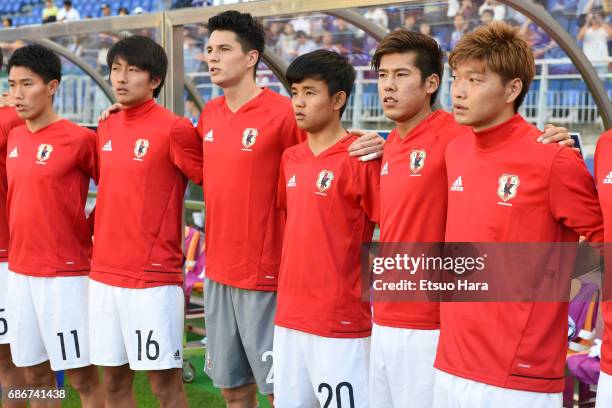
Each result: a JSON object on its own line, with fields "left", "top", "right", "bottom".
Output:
{"left": 149, "top": 76, "right": 162, "bottom": 92}
{"left": 425, "top": 73, "right": 440, "bottom": 95}
{"left": 505, "top": 78, "right": 523, "bottom": 105}
{"left": 246, "top": 49, "right": 259, "bottom": 70}
{"left": 332, "top": 91, "right": 347, "bottom": 113}
{"left": 47, "top": 79, "right": 59, "bottom": 98}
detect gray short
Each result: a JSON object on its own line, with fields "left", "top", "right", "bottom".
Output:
{"left": 204, "top": 278, "right": 276, "bottom": 394}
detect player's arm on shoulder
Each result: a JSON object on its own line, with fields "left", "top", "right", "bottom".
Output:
{"left": 549, "top": 148, "right": 603, "bottom": 243}
{"left": 97, "top": 103, "right": 124, "bottom": 122}
{"left": 537, "top": 124, "right": 576, "bottom": 149}
{"left": 348, "top": 129, "right": 385, "bottom": 161}
{"left": 170, "top": 117, "right": 203, "bottom": 186}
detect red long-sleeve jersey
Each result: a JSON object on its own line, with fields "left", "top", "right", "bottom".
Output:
{"left": 7, "top": 119, "right": 97, "bottom": 277}
{"left": 595, "top": 129, "right": 612, "bottom": 375}
{"left": 439, "top": 114, "right": 603, "bottom": 393}
{"left": 196, "top": 88, "right": 304, "bottom": 291}
{"left": 0, "top": 107, "right": 24, "bottom": 261}
{"left": 376, "top": 110, "right": 471, "bottom": 329}
{"left": 90, "top": 99, "right": 202, "bottom": 288}
{"left": 276, "top": 135, "right": 380, "bottom": 338}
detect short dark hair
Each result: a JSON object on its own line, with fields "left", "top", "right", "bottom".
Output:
{"left": 8, "top": 44, "right": 62, "bottom": 84}
{"left": 371, "top": 30, "right": 444, "bottom": 106}
{"left": 286, "top": 50, "right": 356, "bottom": 117}
{"left": 107, "top": 35, "right": 167, "bottom": 98}
{"left": 64, "top": 1, "right": 72, "bottom": 6}
{"left": 207, "top": 11, "right": 265, "bottom": 75}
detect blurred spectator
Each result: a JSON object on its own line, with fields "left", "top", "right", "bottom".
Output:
{"left": 278, "top": 23, "right": 297, "bottom": 63}
{"left": 43, "top": 0, "right": 59, "bottom": 23}
{"left": 480, "top": 9, "right": 495, "bottom": 25}
{"left": 290, "top": 14, "right": 312, "bottom": 36}
{"left": 450, "top": 14, "right": 469, "bottom": 50}
{"left": 331, "top": 19, "right": 356, "bottom": 53}
{"left": 118, "top": 7, "right": 129, "bottom": 16}
{"left": 184, "top": 35, "right": 204, "bottom": 73}
{"left": 401, "top": 14, "right": 417, "bottom": 31}
{"left": 101, "top": 3, "right": 112, "bottom": 17}
{"left": 577, "top": 11, "right": 611, "bottom": 67}
{"left": 2, "top": 18, "right": 12, "bottom": 28}
{"left": 364, "top": 7, "right": 389, "bottom": 29}
{"left": 58, "top": 1, "right": 81, "bottom": 22}
{"left": 320, "top": 31, "right": 341, "bottom": 53}
{"left": 265, "top": 21, "right": 282, "bottom": 53}
{"left": 520, "top": 19, "right": 558, "bottom": 58}
{"left": 479, "top": 0, "right": 506, "bottom": 21}
{"left": 459, "top": 0, "right": 476, "bottom": 21}
{"left": 133, "top": 7, "right": 145, "bottom": 15}
{"left": 295, "top": 31, "right": 317, "bottom": 56}
{"left": 419, "top": 23, "right": 443, "bottom": 46}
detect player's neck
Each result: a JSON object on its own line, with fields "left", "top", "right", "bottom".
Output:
{"left": 307, "top": 120, "right": 346, "bottom": 156}
{"left": 26, "top": 106, "right": 61, "bottom": 133}
{"left": 472, "top": 105, "right": 515, "bottom": 133}
{"left": 396, "top": 104, "right": 432, "bottom": 139}
{"left": 223, "top": 78, "right": 262, "bottom": 113}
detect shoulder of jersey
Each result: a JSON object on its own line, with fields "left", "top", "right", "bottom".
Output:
{"left": 57, "top": 121, "right": 95, "bottom": 144}
{"left": 599, "top": 129, "right": 612, "bottom": 145}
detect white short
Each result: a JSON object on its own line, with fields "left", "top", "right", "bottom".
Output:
{"left": 596, "top": 371, "right": 612, "bottom": 408}
{"left": 6, "top": 271, "right": 91, "bottom": 371}
{"left": 89, "top": 279, "right": 184, "bottom": 371}
{"left": 369, "top": 323, "right": 440, "bottom": 408}
{"left": 432, "top": 369, "right": 562, "bottom": 408}
{"left": 0, "top": 263, "right": 9, "bottom": 344}
{"left": 273, "top": 325, "right": 370, "bottom": 408}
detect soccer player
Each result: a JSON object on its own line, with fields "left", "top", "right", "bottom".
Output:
{"left": 435, "top": 22, "right": 603, "bottom": 407}
{"left": 197, "top": 11, "right": 382, "bottom": 407}
{"left": 369, "top": 30, "right": 470, "bottom": 408}
{"left": 89, "top": 36, "right": 202, "bottom": 408}
{"left": 595, "top": 129, "right": 612, "bottom": 408}
{"left": 368, "top": 30, "right": 576, "bottom": 408}
{"left": 5, "top": 44, "right": 103, "bottom": 407}
{"left": 274, "top": 49, "right": 380, "bottom": 407}
{"left": 0, "top": 47, "right": 27, "bottom": 408}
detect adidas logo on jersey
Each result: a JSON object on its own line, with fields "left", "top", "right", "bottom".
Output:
{"left": 380, "top": 161, "right": 389, "bottom": 175}
{"left": 287, "top": 175, "right": 296, "bottom": 187}
{"left": 8, "top": 147, "right": 17, "bottom": 158}
{"left": 450, "top": 176, "right": 464, "bottom": 192}
{"left": 604, "top": 171, "right": 612, "bottom": 185}
{"left": 102, "top": 140, "right": 112, "bottom": 152}
{"left": 174, "top": 350, "right": 181, "bottom": 361}
{"left": 204, "top": 130, "right": 214, "bottom": 142}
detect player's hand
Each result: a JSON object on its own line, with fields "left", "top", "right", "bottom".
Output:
{"left": 348, "top": 129, "right": 385, "bottom": 161}
{"left": 98, "top": 103, "right": 124, "bottom": 121}
{"left": 537, "top": 124, "right": 578, "bottom": 151}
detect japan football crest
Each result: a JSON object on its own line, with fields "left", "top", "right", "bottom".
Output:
{"left": 242, "top": 128, "right": 258, "bottom": 150}
{"left": 36, "top": 144, "right": 53, "bottom": 163}
{"left": 317, "top": 170, "right": 334, "bottom": 193}
{"left": 134, "top": 139, "right": 150, "bottom": 160}
{"left": 409, "top": 149, "right": 426, "bottom": 174}
{"left": 497, "top": 174, "right": 520, "bottom": 202}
